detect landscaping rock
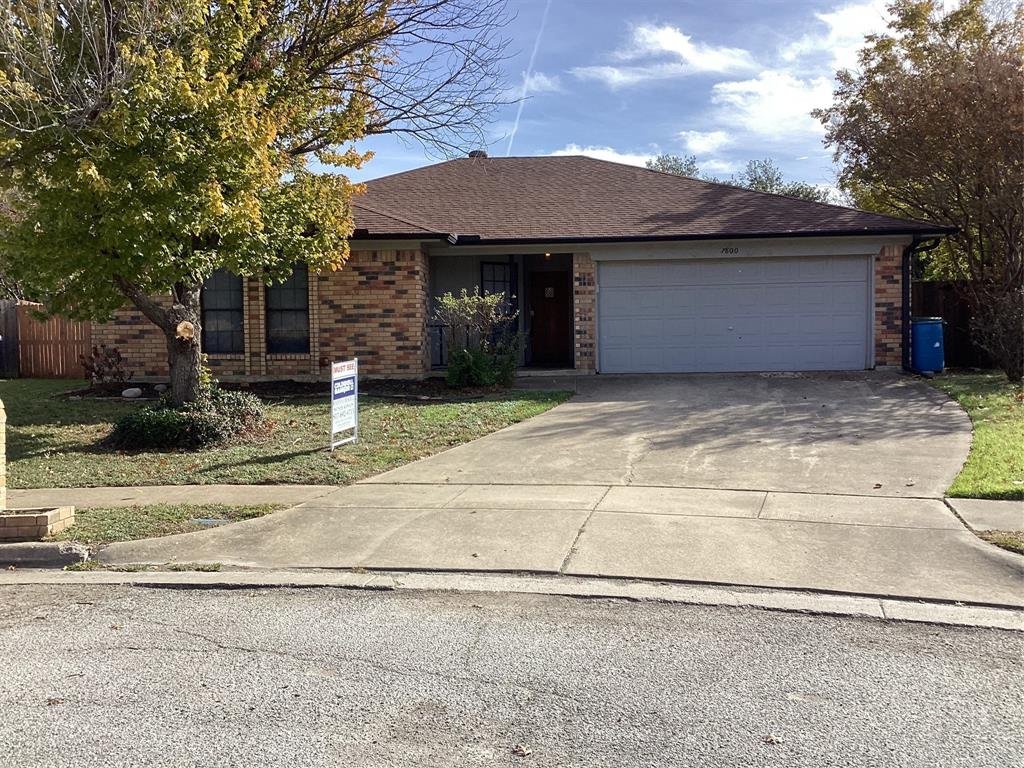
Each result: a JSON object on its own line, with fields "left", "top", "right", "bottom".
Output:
{"left": 154, "top": 384, "right": 168, "bottom": 393}
{"left": 121, "top": 387, "right": 143, "bottom": 399}
{"left": 0, "top": 541, "right": 89, "bottom": 568}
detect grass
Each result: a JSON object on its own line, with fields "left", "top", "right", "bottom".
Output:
{"left": 978, "top": 530, "right": 1024, "bottom": 557}
{"left": 0, "top": 379, "right": 571, "bottom": 488}
{"left": 47, "top": 503, "right": 283, "bottom": 547}
{"left": 928, "top": 371, "right": 1024, "bottom": 500}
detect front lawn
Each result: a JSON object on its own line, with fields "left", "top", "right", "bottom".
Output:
{"left": 0, "top": 379, "right": 570, "bottom": 488}
{"left": 48, "top": 503, "right": 282, "bottom": 548}
{"left": 928, "top": 371, "right": 1023, "bottom": 500}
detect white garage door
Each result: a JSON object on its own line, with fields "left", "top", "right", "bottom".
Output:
{"left": 598, "top": 256, "right": 870, "bottom": 373}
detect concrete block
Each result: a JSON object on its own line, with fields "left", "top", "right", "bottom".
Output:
{"left": 0, "top": 541, "right": 88, "bottom": 568}
{"left": 597, "top": 486, "right": 765, "bottom": 518}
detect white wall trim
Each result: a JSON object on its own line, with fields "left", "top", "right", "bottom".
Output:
{"left": 421, "top": 235, "right": 912, "bottom": 261}
{"left": 587, "top": 236, "right": 910, "bottom": 261}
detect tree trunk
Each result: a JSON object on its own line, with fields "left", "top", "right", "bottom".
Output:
{"left": 165, "top": 322, "right": 203, "bottom": 404}
{"left": 115, "top": 276, "right": 204, "bottom": 406}
{"left": 164, "top": 283, "right": 204, "bottom": 405}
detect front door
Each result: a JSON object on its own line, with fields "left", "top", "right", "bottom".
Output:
{"left": 529, "top": 271, "right": 572, "bottom": 367}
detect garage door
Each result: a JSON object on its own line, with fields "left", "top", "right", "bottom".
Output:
{"left": 598, "top": 256, "right": 870, "bottom": 373}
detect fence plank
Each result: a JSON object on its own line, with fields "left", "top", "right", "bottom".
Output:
{"left": 0, "top": 300, "right": 19, "bottom": 378}
{"left": 16, "top": 304, "right": 91, "bottom": 379}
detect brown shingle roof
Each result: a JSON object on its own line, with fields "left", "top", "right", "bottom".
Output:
{"left": 350, "top": 201, "right": 441, "bottom": 237}
{"left": 354, "top": 155, "right": 951, "bottom": 243}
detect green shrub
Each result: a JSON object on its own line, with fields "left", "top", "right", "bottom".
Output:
{"left": 491, "top": 337, "right": 521, "bottom": 386}
{"left": 434, "top": 288, "right": 522, "bottom": 388}
{"left": 109, "top": 386, "right": 266, "bottom": 450}
{"left": 447, "top": 347, "right": 497, "bottom": 388}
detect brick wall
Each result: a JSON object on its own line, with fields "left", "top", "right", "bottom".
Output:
{"left": 317, "top": 249, "right": 431, "bottom": 377}
{"left": 92, "top": 303, "right": 172, "bottom": 379}
{"left": 573, "top": 253, "right": 596, "bottom": 372}
{"left": 874, "top": 244, "right": 904, "bottom": 367}
{"left": 91, "top": 247, "right": 432, "bottom": 381}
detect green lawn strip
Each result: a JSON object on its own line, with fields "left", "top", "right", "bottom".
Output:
{"left": 928, "top": 372, "right": 1024, "bottom": 501}
{"left": 978, "top": 530, "right": 1024, "bottom": 557}
{"left": 1, "top": 379, "right": 571, "bottom": 488}
{"left": 47, "top": 503, "right": 283, "bottom": 548}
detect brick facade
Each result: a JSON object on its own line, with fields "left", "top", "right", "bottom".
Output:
{"left": 92, "top": 303, "right": 172, "bottom": 379}
{"left": 92, "top": 242, "right": 906, "bottom": 380}
{"left": 873, "top": 244, "right": 904, "bottom": 367}
{"left": 572, "top": 252, "right": 596, "bottom": 372}
{"left": 316, "top": 248, "right": 431, "bottom": 377}
{"left": 92, "top": 247, "right": 432, "bottom": 381}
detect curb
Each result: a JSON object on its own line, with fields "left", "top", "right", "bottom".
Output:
{"left": 0, "top": 568, "right": 1021, "bottom": 632}
{"left": 0, "top": 542, "right": 89, "bottom": 569}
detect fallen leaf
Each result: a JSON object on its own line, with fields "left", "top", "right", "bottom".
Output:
{"left": 46, "top": 698, "right": 64, "bottom": 706}
{"left": 512, "top": 744, "right": 532, "bottom": 757}
{"left": 763, "top": 734, "right": 781, "bottom": 745}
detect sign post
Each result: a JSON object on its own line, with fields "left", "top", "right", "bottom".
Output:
{"left": 330, "top": 358, "right": 358, "bottom": 449}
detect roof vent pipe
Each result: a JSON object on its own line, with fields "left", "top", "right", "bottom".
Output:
{"left": 468, "top": 149, "right": 488, "bottom": 158}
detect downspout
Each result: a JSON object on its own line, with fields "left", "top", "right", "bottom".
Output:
{"left": 901, "top": 236, "right": 943, "bottom": 371}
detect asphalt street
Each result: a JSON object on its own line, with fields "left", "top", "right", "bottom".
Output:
{"left": 0, "top": 585, "right": 1021, "bottom": 767}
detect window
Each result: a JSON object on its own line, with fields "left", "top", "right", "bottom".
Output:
{"left": 266, "top": 263, "right": 310, "bottom": 354}
{"left": 481, "top": 261, "right": 516, "bottom": 312}
{"left": 201, "top": 269, "right": 244, "bottom": 354}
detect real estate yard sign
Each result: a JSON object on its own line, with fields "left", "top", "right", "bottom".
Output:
{"left": 330, "top": 359, "right": 358, "bottom": 449}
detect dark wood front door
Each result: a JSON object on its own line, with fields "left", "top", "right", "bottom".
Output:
{"left": 529, "top": 271, "right": 572, "bottom": 367}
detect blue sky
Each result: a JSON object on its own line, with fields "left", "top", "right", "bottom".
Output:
{"left": 346, "top": 0, "right": 894, "bottom": 190}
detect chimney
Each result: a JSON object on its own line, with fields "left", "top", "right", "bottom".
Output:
{"left": 468, "top": 149, "right": 488, "bottom": 158}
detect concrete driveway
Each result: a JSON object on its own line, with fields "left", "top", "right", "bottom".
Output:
{"left": 100, "top": 372, "right": 1024, "bottom": 607}
{"left": 367, "top": 372, "right": 971, "bottom": 497}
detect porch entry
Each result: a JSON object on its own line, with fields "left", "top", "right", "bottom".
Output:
{"left": 428, "top": 252, "right": 575, "bottom": 369}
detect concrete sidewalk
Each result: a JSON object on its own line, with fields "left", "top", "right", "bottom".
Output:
{"left": 98, "top": 482, "right": 1024, "bottom": 608}
{"left": 8, "top": 485, "right": 336, "bottom": 509}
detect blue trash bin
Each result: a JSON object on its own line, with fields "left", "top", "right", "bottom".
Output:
{"left": 911, "top": 317, "right": 944, "bottom": 373}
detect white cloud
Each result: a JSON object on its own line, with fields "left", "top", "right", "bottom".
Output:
{"left": 546, "top": 144, "right": 653, "bottom": 167}
{"left": 782, "top": 0, "right": 889, "bottom": 72}
{"left": 701, "top": 158, "right": 739, "bottom": 175}
{"left": 522, "top": 71, "right": 562, "bottom": 95}
{"left": 623, "top": 24, "right": 757, "bottom": 72}
{"left": 572, "top": 23, "right": 756, "bottom": 88}
{"left": 711, "top": 71, "right": 833, "bottom": 140}
{"left": 679, "top": 129, "right": 732, "bottom": 155}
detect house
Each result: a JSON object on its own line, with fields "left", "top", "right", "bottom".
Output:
{"left": 94, "top": 154, "right": 953, "bottom": 380}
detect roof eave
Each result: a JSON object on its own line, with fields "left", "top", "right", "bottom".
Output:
{"left": 441, "top": 226, "right": 957, "bottom": 247}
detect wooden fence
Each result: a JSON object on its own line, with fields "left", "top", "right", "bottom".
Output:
{"left": 15, "top": 303, "right": 91, "bottom": 379}
{"left": 911, "top": 281, "right": 992, "bottom": 369}
{"left": 0, "top": 300, "right": 18, "bottom": 378}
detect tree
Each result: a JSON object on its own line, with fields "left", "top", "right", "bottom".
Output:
{"left": 646, "top": 154, "right": 701, "bottom": 177}
{"left": 731, "top": 159, "right": 833, "bottom": 204}
{"left": 816, "top": 0, "right": 1023, "bottom": 381}
{"left": 646, "top": 154, "right": 832, "bottom": 203}
{"left": 0, "top": 0, "right": 510, "bottom": 404}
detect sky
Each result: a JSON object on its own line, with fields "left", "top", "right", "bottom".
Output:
{"left": 345, "top": 0, "right": 897, "bottom": 189}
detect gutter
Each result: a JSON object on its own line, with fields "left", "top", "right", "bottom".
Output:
{"left": 438, "top": 227, "right": 957, "bottom": 247}
{"left": 350, "top": 227, "right": 957, "bottom": 246}
{"left": 901, "top": 235, "right": 946, "bottom": 371}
